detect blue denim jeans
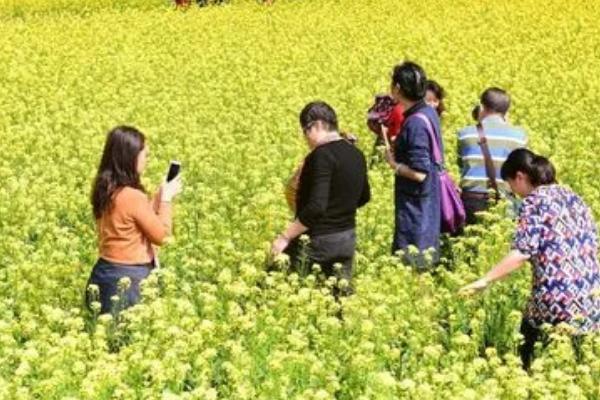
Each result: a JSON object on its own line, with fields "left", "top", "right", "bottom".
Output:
{"left": 86, "top": 258, "right": 151, "bottom": 314}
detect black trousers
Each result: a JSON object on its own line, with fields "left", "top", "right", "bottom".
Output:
{"left": 462, "top": 193, "right": 490, "bottom": 225}
{"left": 285, "top": 229, "right": 356, "bottom": 297}
{"left": 519, "top": 319, "right": 584, "bottom": 370}
{"left": 519, "top": 319, "right": 545, "bottom": 370}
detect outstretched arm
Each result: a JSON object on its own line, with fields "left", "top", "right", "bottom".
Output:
{"left": 460, "top": 250, "right": 530, "bottom": 293}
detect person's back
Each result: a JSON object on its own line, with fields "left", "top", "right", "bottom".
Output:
{"left": 458, "top": 116, "right": 527, "bottom": 193}
{"left": 460, "top": 149, "right": 600, "bottom": 370}
{"left": 516, "top": 184, "right": 600, "bottom": 332}
{"left": 271, "top": 101, "right": 370, "bottom": 298}
{"left": 296, "top": 140, "right": 369, "bottom": 236}
{"left": 87, "top": 126, "right": 182, "bottom": 315}
{"left": 97, "top": 186, "right": 170, "bottom": 265}
{"left": 458, "top": 87, "right": 528, "bottom": 223}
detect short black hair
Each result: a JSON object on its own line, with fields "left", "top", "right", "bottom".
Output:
{"left": 299, "top": 101, "right": 338, "bottom": 132}
{"left": 392, "top": 61, "right": 427, "bottom": 101}
{"left": 480, "top": 87, "right": 511, "bottom": 115}
{"left": 500, "top": 148, "right": 557, "bottom": 186}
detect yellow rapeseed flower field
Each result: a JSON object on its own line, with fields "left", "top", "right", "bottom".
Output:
{"left": 1, "top": 0, "right": 600, "bottom": 398}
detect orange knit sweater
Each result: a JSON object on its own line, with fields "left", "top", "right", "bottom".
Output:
{"left": 97, "top": 187, "right": 172, "bottom": 265}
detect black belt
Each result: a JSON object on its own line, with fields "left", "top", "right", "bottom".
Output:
{"left": 98, "top": 258, "right": 153, "bottom": 269}
{"left": 461, "top": 191, "right": 490, "bottom": 200}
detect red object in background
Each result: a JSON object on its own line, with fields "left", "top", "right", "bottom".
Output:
{"left": 366, "top": 95, "right": 405, "bottom": 142}
{"left": 175, "top": 0, "right": 191, "bottom": 6}
{"left": 386, "top": 104, "right": 405, "bottom": 141}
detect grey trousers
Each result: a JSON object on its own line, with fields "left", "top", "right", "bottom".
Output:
{"left": 285, "top": 229, "right": 356, "bottom": 297}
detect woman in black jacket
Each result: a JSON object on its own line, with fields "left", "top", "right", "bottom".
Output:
{"left": 271, "top": 101, "right": 370, "bottom": 296}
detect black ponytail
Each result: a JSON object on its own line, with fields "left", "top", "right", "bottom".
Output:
{"left": 392, "top": 61, "right": 427, "bottom": 101}
{"left": 501, "top": 148, "right": 557, "bottom": 186}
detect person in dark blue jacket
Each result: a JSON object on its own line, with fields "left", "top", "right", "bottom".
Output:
{"left": 384, "top": 61, "right": 443, "bottom": 269}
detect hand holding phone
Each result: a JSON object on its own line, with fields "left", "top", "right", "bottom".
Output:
{"left": 161, "top": 161, "right": 183, "bottom": 202}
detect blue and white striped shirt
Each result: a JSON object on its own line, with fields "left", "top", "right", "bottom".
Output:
{"left": 458, "top": 115, "right": 528, "bottom": 194}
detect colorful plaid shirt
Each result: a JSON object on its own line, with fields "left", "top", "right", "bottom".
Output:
{"left": 512, "top": 185, "right": 600, "bottom": 332}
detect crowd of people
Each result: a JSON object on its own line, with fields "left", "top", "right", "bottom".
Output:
{"left": 85, "top": 61, "right": 600, "bottom": 369}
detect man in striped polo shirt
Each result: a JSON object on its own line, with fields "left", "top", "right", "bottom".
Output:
{"left": 458, "top": 87, "right": 528, "bottom": 224}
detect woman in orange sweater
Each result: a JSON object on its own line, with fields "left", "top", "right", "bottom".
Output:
{"left": 87, "top": 126, "right": 182, "bottom": 314}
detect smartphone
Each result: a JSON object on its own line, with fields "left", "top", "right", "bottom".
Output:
{"left": 166, "top": 161, "right": 181, "bottom": 182}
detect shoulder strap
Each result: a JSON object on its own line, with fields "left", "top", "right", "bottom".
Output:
{"left": 476, "top": 123, "right": 500, "bottom": 201}
{"left": 412, "top": 113, "right": 442, "bottom": 164}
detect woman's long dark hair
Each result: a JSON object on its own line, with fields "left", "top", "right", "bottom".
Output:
{"left": 92, "top": 126, "right": 146, "bottom": 219}
{"left": 501, "top": 148, "right": 557, "bottom": 186}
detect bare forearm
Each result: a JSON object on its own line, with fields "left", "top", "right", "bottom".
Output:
{"left": 459, "top": 250, "right": 530, "bottom": 294}
{"left": 281, "top": 219, "right": 309, "bottom": 241}
{"left": 395, "top": 163, "right": 427, "bottom": 182}
{"left": 484, "top": 250, "right": 529, "bottom": 283}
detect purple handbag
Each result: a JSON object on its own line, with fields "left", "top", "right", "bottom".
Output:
{"left": 413, "top": 113, "right": 466, "bottom": 234}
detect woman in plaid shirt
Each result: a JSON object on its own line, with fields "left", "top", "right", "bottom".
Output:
{"left": 461, "top": 149, "right": 600, "bottom": 369}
